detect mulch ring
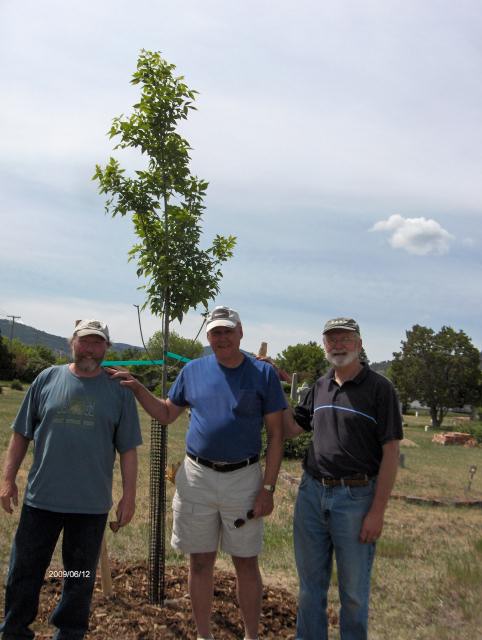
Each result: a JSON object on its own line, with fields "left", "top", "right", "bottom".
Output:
{"left": 34, "top": 559, "right": 337, "bottom": 639}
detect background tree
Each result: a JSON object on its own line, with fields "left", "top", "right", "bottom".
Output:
{"left": 390, "top": 324, "right": 481, "bottom": 428}
{"left": 6, "top": 340, "right": 56, "bottom": 383}
{"left": 138, "top": 330, "right": 204, "bottom": 392}
{"left": 94, "top": 50, "right": 235, "bottom": 603}
{"left": 148, "top": 330, "right": 203, "bottom": 362}
{"left": 0, "top": 331, "right": 14, "bottom": 380}
{"left": 22, "top": 345, "right": 56, "bottom": 383}
{"left": 275, "top": 341, "right": 328, "bottom": 384}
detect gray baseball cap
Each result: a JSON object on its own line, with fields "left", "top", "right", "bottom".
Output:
{"left": 206, "top": 306, "right": 241, "bottom": 332}
{"left": 322, "top": 317, "right": 360, "bottom": 335}
{"left": 74, "top": 319, "right": 110, "bottom": 341}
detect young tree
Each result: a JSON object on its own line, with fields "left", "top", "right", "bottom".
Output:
{"left": 390, "top": 324, "right": 481, "bottom": 428}
{"left": 94, "top": 50, "right": 236, "bottom": 603}
{"left": 94, "top": 50, "right": 235, "bottom": 389}
{"left": 275, "top": 341, "right": 328, "bottom": 384}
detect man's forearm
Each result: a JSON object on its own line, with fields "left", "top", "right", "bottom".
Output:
{"left": 107, "top": 367, "right": 182, "bottom": 424}
{"left": 2, "top": 433, "right": 30, "bottom": 482}
{"left": 282, "top": 408, "right": 305, "bottom": 439}
{"left": 132, "top": 384, "right": 173, "bottom": 424}
{"left": 370, "top": 440, "right": 400, "bottom": 515}
{"left": 263, "top": 415, "right": 284, "bottom": 487}
{"left": 119, "top": 448, "right": 138, "bottom": 499}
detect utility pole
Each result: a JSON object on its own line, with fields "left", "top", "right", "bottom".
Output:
{"left": 7, "top": 315, "right": 21, "bottom": 345}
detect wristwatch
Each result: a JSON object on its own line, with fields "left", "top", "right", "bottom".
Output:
{"left": 263, "top": 484, "right": 276, "bottom": 493}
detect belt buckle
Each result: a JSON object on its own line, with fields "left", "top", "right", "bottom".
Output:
{"left": 346, "top": 474, "right": 369, "bottom": 487}
{"left": 212, "top": 461, "right": 229, "bottom": 471}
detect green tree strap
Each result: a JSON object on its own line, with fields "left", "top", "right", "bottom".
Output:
{"left": 102, "top": 351, "right": 192, "bottom": 366}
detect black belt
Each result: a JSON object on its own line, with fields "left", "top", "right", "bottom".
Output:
{"left": 310, "top": 471, "right": 372, "bottom": 487}
{"left": 186, "top": 452, "right": 259, "bottom": 473}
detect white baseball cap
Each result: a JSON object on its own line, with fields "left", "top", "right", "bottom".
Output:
{"left": 73, "top": 319, "right": 110, "bottom": 342}
{"left": 206, "top": 306, "right": 241, "bottom": 332}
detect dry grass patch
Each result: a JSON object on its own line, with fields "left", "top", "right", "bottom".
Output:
{"left": 1, "top": 393, "right": 482, "bottom": 638}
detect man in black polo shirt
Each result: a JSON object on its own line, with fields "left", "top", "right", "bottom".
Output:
{"left": 283, "top": 317, "right": 403, "bottom": 640}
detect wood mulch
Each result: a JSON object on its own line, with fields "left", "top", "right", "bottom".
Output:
{"left": 33, "top": 560, "right": 338, "bottom": 639}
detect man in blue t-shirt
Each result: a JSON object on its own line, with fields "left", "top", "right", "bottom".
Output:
{"left": 0, "top": 319, "right": 142, "bottom": 640}
{"left": 110, "top": 306, "right": 286, "bottom": 640}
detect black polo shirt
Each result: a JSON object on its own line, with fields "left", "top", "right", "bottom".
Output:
{"left": 295, "top": 364, "right": 403, "bottom": 479}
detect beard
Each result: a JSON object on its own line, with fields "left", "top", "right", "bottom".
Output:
{"left": 326, "top": 350, "right": 360, "bottom": 368}
{"left": 72, "top": 351, "right": 104, "bottom": 373}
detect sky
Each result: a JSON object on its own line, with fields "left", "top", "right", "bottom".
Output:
{"left": 1, "top": 0, "right": 481, "bottom": 362}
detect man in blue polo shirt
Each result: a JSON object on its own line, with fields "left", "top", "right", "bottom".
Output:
{"left": 282, "top": 317, "right": 403, "bottom": 640}
{"left": 109, "top": 306, "right": 286, "bottom": 640}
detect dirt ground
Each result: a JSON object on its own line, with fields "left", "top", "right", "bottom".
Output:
{"left": 34, "top": 560, "right": 337, "bottom": 639}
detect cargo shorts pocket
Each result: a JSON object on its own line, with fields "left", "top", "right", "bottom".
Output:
{"left": 171, "top": 495, "right": 220, "bottom": 553}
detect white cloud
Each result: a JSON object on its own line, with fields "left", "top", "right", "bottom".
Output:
{"left": 370, "top": 214, "right": 454, "bottom": 256}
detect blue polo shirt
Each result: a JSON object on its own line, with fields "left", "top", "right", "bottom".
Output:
{"left": 168, "top": 354, "right": 287, "bottom": 461}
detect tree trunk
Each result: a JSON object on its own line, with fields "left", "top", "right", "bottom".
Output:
{"left": 430, "top": 406, "right": 441, "bottom": 428}
{"left": 162, "top": 288, "right": 170, "bottom": 399}
{"left": 148, "top": 288, "right": 170, "bottom": 604}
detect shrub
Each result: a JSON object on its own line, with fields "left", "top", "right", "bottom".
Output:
{"left": 283, "top": 430, "right": 313, "bottom": 459}
{"left": 10, "top": 379, "right": 23, "bottom": 391}
{"left": 261, "top": 426, "right": 312, "bottom": 460}
{"left": 463, "top": 422, "right": 482, "bottom": 444}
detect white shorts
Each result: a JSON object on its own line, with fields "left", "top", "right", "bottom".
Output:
{"left": 171, "top": 456, "right": 264, "bottom": 557}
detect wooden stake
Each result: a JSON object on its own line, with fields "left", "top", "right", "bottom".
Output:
{"left": 99, "top": 533, "right": 113, "bottom": 597}
{"left": 258, "top": 342, "right": 268, "bottom": 357}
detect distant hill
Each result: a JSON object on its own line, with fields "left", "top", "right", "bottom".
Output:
{"left": 0, "top": 319, "right": 141, "bottom": 356}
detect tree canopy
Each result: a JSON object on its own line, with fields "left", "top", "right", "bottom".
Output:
{"left": 148, "top": 330, "right": 203, "bottom": 362}
{"left": 142, "top": 330, "right": 204, "bottom": 392}
{"left": 389, "top": 324, "right": 481, "bottom": 427}
{"left": 7, "top": 340, "right": 57, "bottom": 383}
{"left": 93, "top": 50, "right": 236, "bottom": 325}
{"left": 275, "top": 341, "right": 328, "bottom": 384}
{"left": 0, "top": 331, "right": 13, "bottom": 379}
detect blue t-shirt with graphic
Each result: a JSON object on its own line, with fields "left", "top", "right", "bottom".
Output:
{"left": 12, "top": 365, "right": 142, "bottom": 514}
{"left": 168, "top": 354, "right": 287, "bottom": 461}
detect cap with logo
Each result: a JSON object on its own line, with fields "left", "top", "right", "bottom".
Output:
{"left": 206, "top": 306, "right": 241, "bottom": 332}
{"left": 322, "top": 317, "right": 360, "bottom": 335}
{"left": 74, "top": 319, "right": 110, "bottom": 342}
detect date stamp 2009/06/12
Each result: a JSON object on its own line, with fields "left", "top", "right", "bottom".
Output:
{"left": 48, "top": 570, "right": 91, "bottom": 578}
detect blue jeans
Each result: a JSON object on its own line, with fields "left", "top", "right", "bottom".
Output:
{"left": 294, "top": 472, "right": 376, "bottom": 640}
{"left": 0, "top": 505, "right": 107, "bottom": 640}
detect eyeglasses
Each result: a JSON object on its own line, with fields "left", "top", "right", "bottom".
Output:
{"left": 234, "top": 509, "right": 255, "bottom": 528}
{"left": 324, "top": 335, "right": 358, "bottom": 347}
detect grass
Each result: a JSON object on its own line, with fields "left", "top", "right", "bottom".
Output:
{"left": 394, "top": 415, "right": 482, "bottom": 501}
{"left": 1, "top": 388, "right": 482, "bottom": 638}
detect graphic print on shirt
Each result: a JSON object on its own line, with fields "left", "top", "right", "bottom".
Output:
{"left": 54, "top": 395, "right": 96, "bottom": 429}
